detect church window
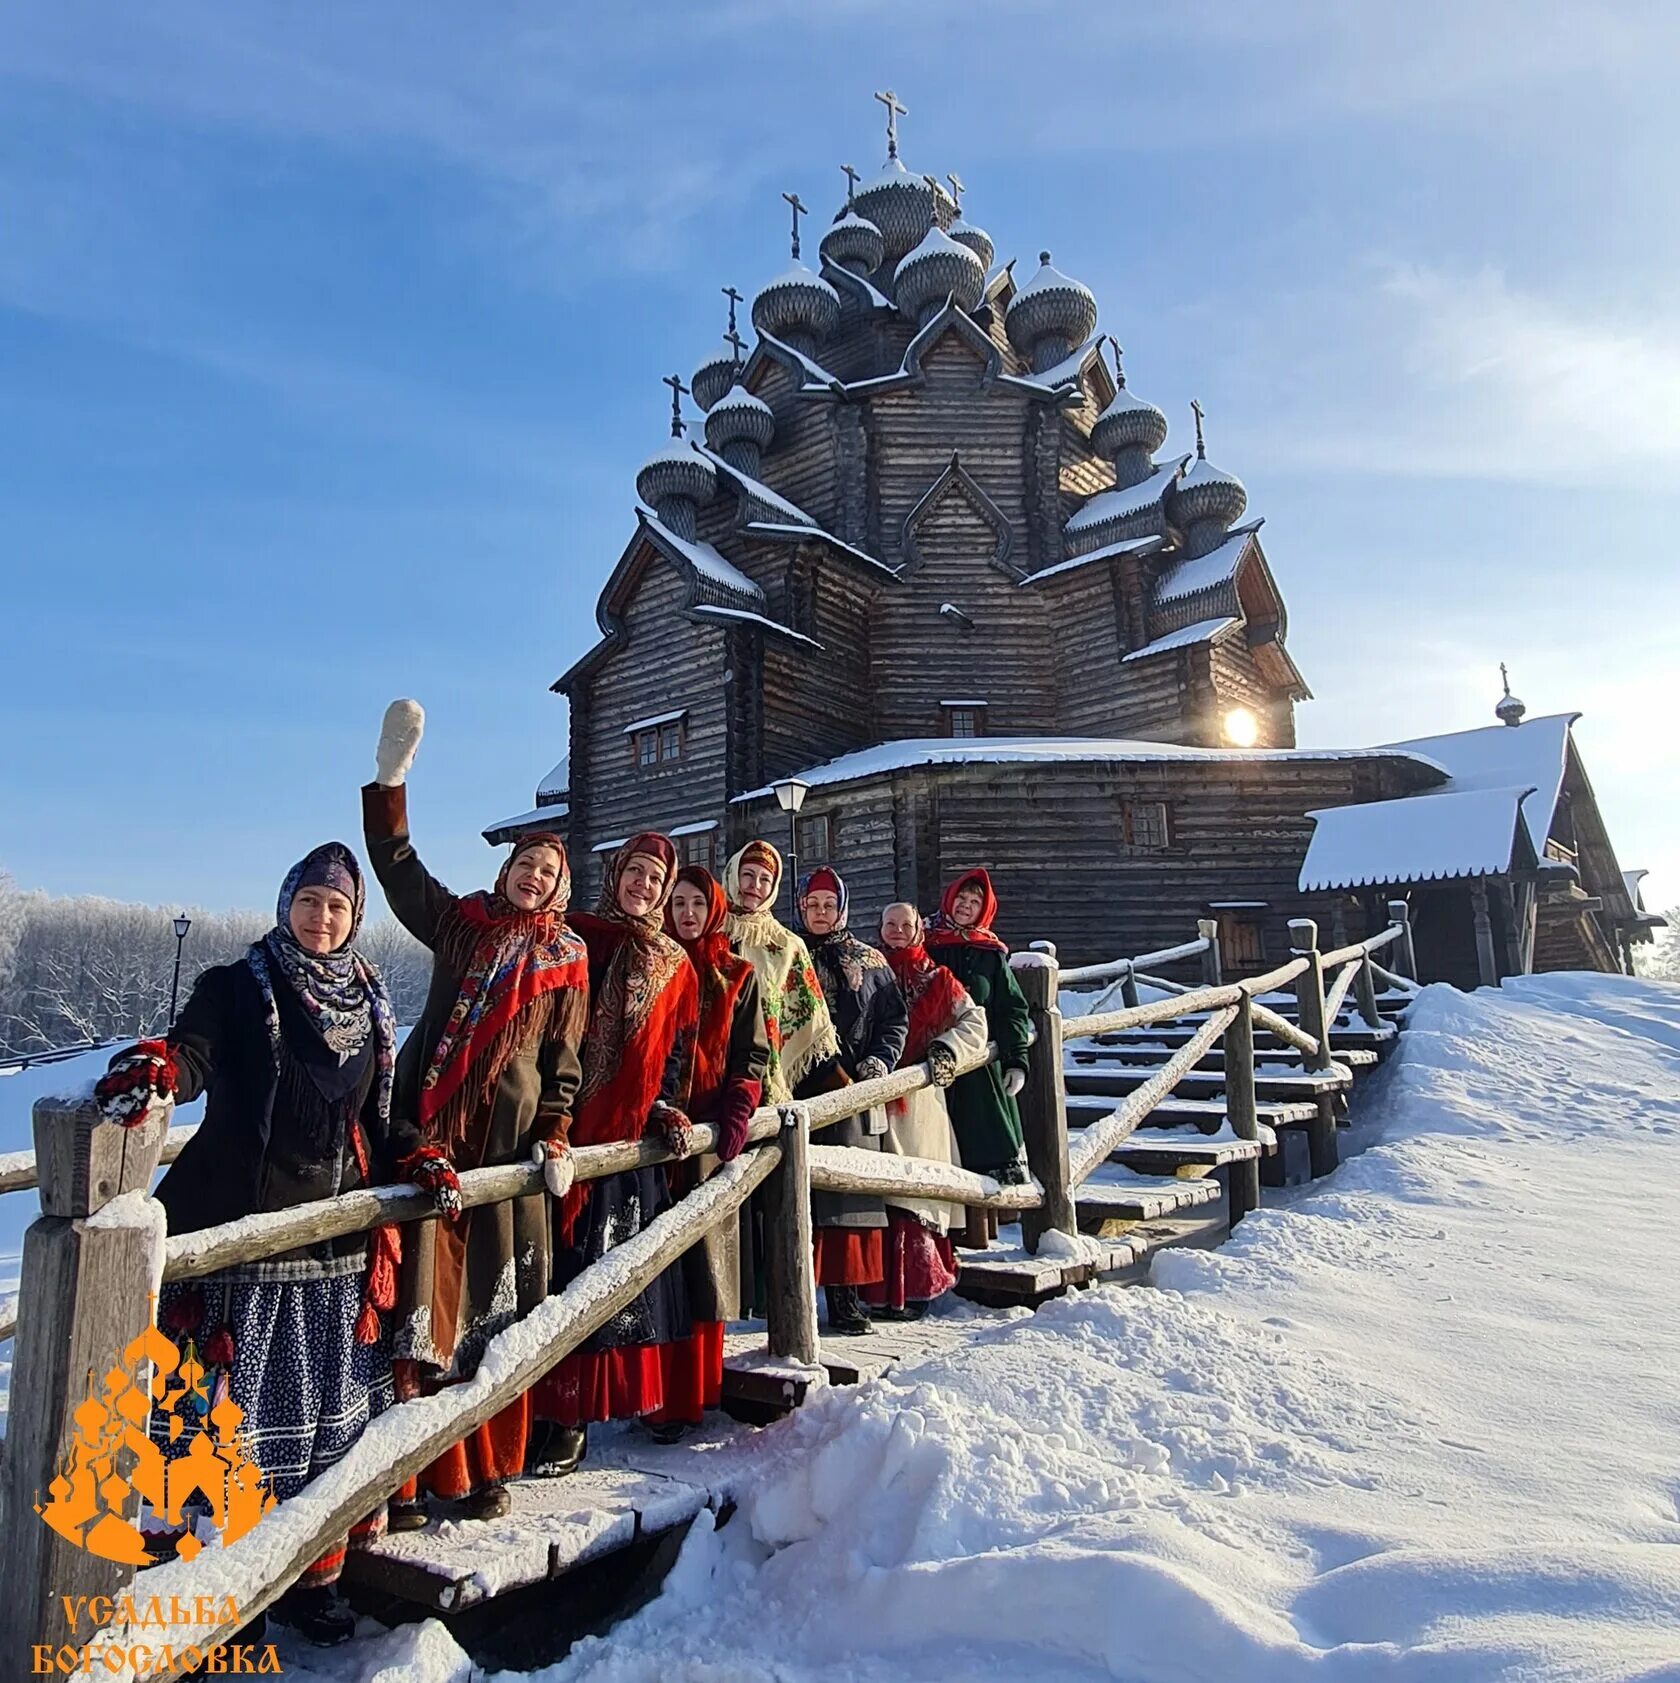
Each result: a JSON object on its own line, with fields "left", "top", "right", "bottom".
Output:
{"left": 942, "top": 700, "right": 988, "bottom": 739}
{"left": 637, "top": 733, "right": 658, "bottom": 767}
{"left": 797, "top": 814, "right": 832, "bottom": 862}
{"left": 660, "top": 723, "right": 682, "bottom": 762}
{"left": 624, "top": 707, "right": 688, "bottom": 770}
{"left": 678, "top": 829, "right": 716, "bottom": 870}
{"left": 1121, "top": 800, "right": 1170, "bottom": 850}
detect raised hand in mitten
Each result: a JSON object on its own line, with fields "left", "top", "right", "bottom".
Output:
{"left": 375, "top": 699, "right": 426, "bottom": 788}
{"left": 93, "top": 1041, "right": 178, "bottom": 1128}
{"left": 1003, "top": 1067, "right": 1027, "bottom": 1099}
{"left": 927, "top": 1043, "right": 959, "bottom": 1089}
{"left": 400, "top": 1146, "right": 462, "bottom": 1220}
{"left": 715, "top": 1079, "right": 762, "bottom": 1163}
{"left": 532, "top": 1137, "right": 575, "bottom": 1199}
{"left": 647, "top": 1100, "right": 694, "bottom": 1161}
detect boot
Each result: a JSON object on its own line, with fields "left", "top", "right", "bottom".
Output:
{"left": 459, "top": 1482, "right": 512, "bottom": 1521}
{"left": 643, "top": 1418, "right": 688, "bottom": 1445}
{"left": 387, "top": 1494, "right": 428, "bottom": 1533}
{"left": 825, "top": 1284, "right": 873, "bottom": 1336}
{"left": 529, "top": 1422, "right": 588, "bottom": 1476}
{"left": 271, "top": 1585, "right": 355, "bottom": 1647}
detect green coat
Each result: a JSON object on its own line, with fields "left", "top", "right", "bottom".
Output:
{"left": 929, "top": 943, "right": 1030, "bottom": 1177}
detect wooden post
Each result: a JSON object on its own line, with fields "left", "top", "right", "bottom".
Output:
{"left": 1014, "top": 953, "right": 1075, "bottom": 1253}
{"left": 1354, "top": 953, "right": 1382, "bottom": 1028}
{"left": 1471, "top": 878, "right": 1499, "bottom": 988}
{"left": 763, "top": 1105, "right": 819, "bottom": 1365}
{"left": 1386, "top": 898, "right": 1417, "bottom": 982}
{"left": 1223, "top": 992, "right": 1261, "bottom": 1224}
{"left": 1288, "top": 919, "right": 1339, "bottom": 1178}
{"left": 1120, "top": 961, "right": 1141, "bottom": 1011}
{"left": 0, "top": 1098, "right": 168, "bottom": 1660}
{"left": 1197, "top": 917, "right": 1223, "bottom": 987}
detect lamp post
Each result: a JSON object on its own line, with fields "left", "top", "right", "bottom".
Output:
{"left": 169, "top": 914, "right": 192, "bottom": 1023}
{"left": 771, "top": 778, "right": 809, "bottom": 901}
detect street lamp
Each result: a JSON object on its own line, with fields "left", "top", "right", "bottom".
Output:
{"left": 170, "top": 914, "right": 192, "bottom": 1022}
{"left": 771, "top": 777, "right": 809, "bottom": 902}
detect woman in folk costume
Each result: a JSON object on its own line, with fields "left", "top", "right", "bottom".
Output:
{"left": 796, "top": 865, "right": 908, "bottom": 1335}
{"left": 362, "top": 701, "right": 589, "bottom": 1524}
{"left": 655, "top": 864, "right": 769, "bottom": 1427}
{"left": 530, "top": 834, "right": 701, "bottom": 1470}
{"left": 722, "top": 840, "right": 843, "bottom": 1106}
{"left": 94, "top": 843, "right": 400, "bottom": 1647}
{"left": 925, "top": 868, "right": 1032, "bottom": 1189}
{"left": 869, "top": 903, "right": 991, "bottom": 1319}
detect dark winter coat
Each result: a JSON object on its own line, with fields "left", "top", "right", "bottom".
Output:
{"left": 930, "top": 944, "right": 1031, "bottom": 1176}
{"left": 154, "top": 960, "right": 409, "bottom": 1257}
{"left": 803, "top": 930, "right": 909, "bottom": 1230}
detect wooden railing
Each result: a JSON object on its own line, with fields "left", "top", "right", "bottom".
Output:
{"left": 0, "top": 903, "right": 1419, "bottom": 1663}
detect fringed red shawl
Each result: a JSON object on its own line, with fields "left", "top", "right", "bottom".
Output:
{"left": 665, "top": 865, "right": 754, "bottom": 1113}
{"left": 925, "top": 866, "right": 1009, "bottom": 954}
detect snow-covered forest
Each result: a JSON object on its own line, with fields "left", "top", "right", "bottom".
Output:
{"left": 0, "top": 869, "right": 430, "bottom": 1055}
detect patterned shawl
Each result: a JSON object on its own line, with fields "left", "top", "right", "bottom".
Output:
{"left": 664, "top": 864, "right": 754, "bottom": 1110}
{"left": 724, "top": 841, "right": 839, "bottom": 1104}
{"left": 925, "top": 866, "right": 1009, "bottom": 954}
{"left": 419, "top": 832, "right": 588, "bottom": 1153}
{"left": 799, "top": 864, "right": 892, "bottom": 1013}
{"left": 881, "top": 907, "right": 971, "bottom": 1066}
{"left": 570, "top": 834, "right": 695, "bottom": 1146}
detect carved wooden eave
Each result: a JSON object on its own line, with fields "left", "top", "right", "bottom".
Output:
{"left": 841, "top": 300, "right": 1004, "bottom": 397}
{"left": 900, "top": 451, "right": 1020, "bottom": 580}
{"left": 820, "top": 260, "right": 896, "bottom": 316}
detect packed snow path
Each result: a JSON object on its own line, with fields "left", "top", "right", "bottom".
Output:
{"left": 279, "top": 973, "right": 1680, "bottom": 1682}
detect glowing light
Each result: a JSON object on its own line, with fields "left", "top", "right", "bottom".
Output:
{"left": 1223, "top": 707, "right": 1260, "bottom": 747}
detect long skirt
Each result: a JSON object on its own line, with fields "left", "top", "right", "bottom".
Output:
{"left": 533, "top": 1165, "right": 704, "bottom": 1425}
{"left": 146, "top": 1256, "right": 391, "bottom": 1587}
{"left": 814, "top": 1226, "right": 884, "bottom": 1286}
{"left": 863, "top": 1211, "right": 959, "bottom": 1311}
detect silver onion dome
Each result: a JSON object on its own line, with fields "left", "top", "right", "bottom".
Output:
{"left": 820, "top": 210, "right": 886, "bottom": 277}
{"left": 636, "top": 445, "right": 717, "bottom": 540}
{"left": 691, "top": 340, "right": 744, "bottom": 412}
{"left": 751, "top": 263, "right": 841, "bottom": 352}
{"left": 945, "top": 215, "right": 995, "bottom": 276}
{"left": 1005, "top": 252, "right": 1099, "bottom": 373}
{"left": 1090, "top": 384, "right": 1169, "bottom": 463}
{"left": 704, "top": 387, "right": 776, "bottom": 457}
{"left": 893, "top": 225, "right": 986, "bottom": 325}
{"left": 852, "top": 156, "right": 936, "bottom": 268}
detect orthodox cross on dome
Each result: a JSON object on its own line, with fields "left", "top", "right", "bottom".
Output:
{"left": 1496, "top": 662, "right": 1528, "bottom": 725}
{"left": 663, "top": 372, "right": 690, "bottom": 439}
{"left": 1107, "top": 335, "right": 1127, "bottom": 387}
{"left": 722, "top": 284, "right": 744, "bottom": 336}
{"left": 946, "top": 172, "right": 965, "bottom": 213}
{"left": 874, "top": 88, "right": 907, "bottom": 160}
{"left": 1500, "top": 661, "right": 1513, "bottom": 696}
{"left": 782, "top": 190, "right": 808, "bottom": 260}
{"left": 1191, "top": 397, "right": 1207, "bottom": 459}
{"left": 841, "top": 163, "right": 860, "bottom": 207}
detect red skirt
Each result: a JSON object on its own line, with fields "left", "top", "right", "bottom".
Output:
{"left": 862, "top": 1213, "right": 958, "bottom": 1310}
{"left": 814, "top": 1227, "right": 885, "bottom": 1286}
{"left": 649, "top": 1321, "right": 724, "bottom": 1426}
{"left": 393, "top": 1363, "right": 530, "bottom": 1501}
{"left": 535, "top": 1324, "right": 723, "bottom": 1427}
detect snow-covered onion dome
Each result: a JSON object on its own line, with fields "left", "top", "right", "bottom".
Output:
{"left": 820, "top": 210, "right": 886, "bottom": 278}
{"left": 946, "top": 214, "right": 994, "bottom": 276}
{"left": 1171, "top": 411, "right": 1248, "bottom": 558}
{"left": 704, "top": 386, "right": 776, "bottom": 476}
{"left": 852, "top": 156, "right": 936, "bottom": 268}
{"left": 751, "top": 262, "right": 841, "bottom": 359}
{"left": 1496, "top": 666, "right": 1527, "bottom": 727}
{"left": 1006, "top": 252, "right": 1099, "bottom": 374}
{"left": 636, "top": 446, "right": 717, "bottom": 542}
{"left": 691, "top": 341, "right": 743, "bottom": 412}
{"left": 892, "top": 225, "right": 986, "bottom": 326}
{"left": 1090, "top": 365, "right": 1169, "bottom": 492}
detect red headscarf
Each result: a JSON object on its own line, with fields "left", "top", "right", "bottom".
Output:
{"left": 881, "top": 905, "right": 971, "bottom": 1064}
{"left": 664, "top": 864, "right": 755, "bottom": 1111}
{"left": 925, "top": 867, "right": 1008, "bottom": 953}
{"left": 419, "top": 833, "right": 587, "bottom": 1153}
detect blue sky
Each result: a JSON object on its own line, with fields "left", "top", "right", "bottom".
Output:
{"left": 3, "top": 1, "right": 1677, "bottom": 918}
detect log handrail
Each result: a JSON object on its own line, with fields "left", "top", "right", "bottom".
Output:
{"left": 1319, "top": 923, "right": 1404, "bottom": 970}
{"left": 1059, "top": 934, "right": 1209, "bottom": 987}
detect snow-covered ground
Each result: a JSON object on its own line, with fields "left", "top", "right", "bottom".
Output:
{"left": 269, "top": 973, "right": 1680, "bottom": 1682}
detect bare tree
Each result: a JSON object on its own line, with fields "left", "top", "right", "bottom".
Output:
{"left": 1637, "top": 908, "right": 1680, "bottom": 983}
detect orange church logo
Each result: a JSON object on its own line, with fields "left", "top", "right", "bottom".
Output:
{"left": 37, "top": 1306, "right": 276, "bottom": 1565}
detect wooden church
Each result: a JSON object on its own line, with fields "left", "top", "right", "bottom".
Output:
{"left": 487, "top": 96, "right": 1659, "bottom": 984}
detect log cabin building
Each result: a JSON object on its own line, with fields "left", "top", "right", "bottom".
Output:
{"left": 485, "top": 105, "right": 1658, "bottom": 986}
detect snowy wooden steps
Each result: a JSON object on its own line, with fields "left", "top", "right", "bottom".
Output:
{"left": 1105, "top": 1128, "right": 1270, "bottom": 1178}
{"left": 1064, "top": 1092, "right": 1319, "bottom": 1130}
{"left": 1063, "top": 1064, "right": 1354, "bottom": 1102}
{"left": 1073, "top": 1166, "right": 1222, "bottom": 1222}
{"left": 1069, "top": 1045, "right": 1380, "bottom": 1072}
{"left": 343, "top": 1465, "right": 710, "bottom": 1613}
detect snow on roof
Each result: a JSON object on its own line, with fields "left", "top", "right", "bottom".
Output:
{"left": 1019, "top": 534, "right": 1165, "bottom": 586}
{"left": 637, "top": 508, "right": 763, "bottom": 604}
{"left": 622, "top": 707, "right": 687, "bottom": 735}
{"left": 1011, "top": 335, "right": 1103, "bottom": 392}
{"left": 1299, "top": 785, "right": 1539, "bottom": 891}
{"left": 745, "top": 522, "right": 898, "bottom": 577}
{"left": 755, "top": 332, "right": 844, "bottom": 391}
{"left": 1178, "top": 454, "right": 1244, "bottom": 492}
{"left": 482, "top": 803, "right": 569, "bottom": 842}
{"left": 669, "top": 819, "right": 719, "bottom": 837}
{"left": 732, "top": 736, "right": 1445, "bottom": 803}
{"left": 940, "top": 698, "right": 990, "bottom": 707}
{"left": 536, "top": 755, "right": 569, "bottom": 800}
{"left": 1153, "top": 525, "right": 1259, "bottom": 603}
{"left": 1064, "top": 461, "right": 1180, "bottom": 535}
{"left": 1122, "top": 616, "right": 1239, "bottom": 662}
{"left": 698, "top": 446, "right": 817, "bottom": 528}
{"left": 690, "top": 603, "right": 823, "bottom": 647}
{"left": 592, "top": 836, "right": 629, "bottom": 853}
{"left": 1379, "top": 713, "right": 1579, "bottom": 859}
